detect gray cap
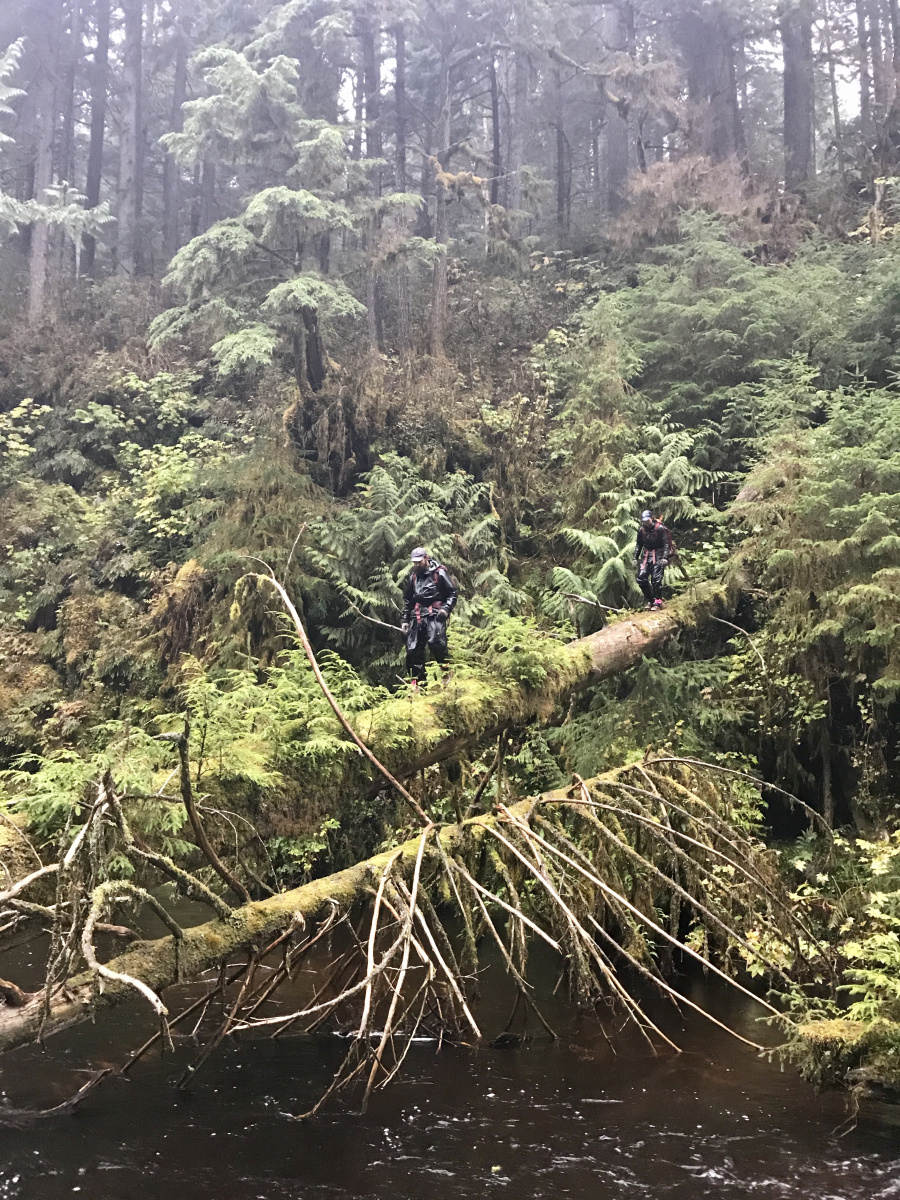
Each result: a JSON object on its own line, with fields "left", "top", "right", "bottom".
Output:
{"left": 640, "top": 510, "right": 653, "bottom": 522}
{"left": 410, "top": 547, "right": 428, "bottom": 561}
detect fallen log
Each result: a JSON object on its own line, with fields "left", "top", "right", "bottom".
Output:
{"left": 0, "top": 792, "right": 545, "bottom": 1056}
{"left": 0, "top": 742, "right": 786, "bottom": 1063}
{"left": 361, "top": 575, "right": 741, "bottom": 784}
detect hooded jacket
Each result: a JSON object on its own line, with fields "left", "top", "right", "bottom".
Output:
{"left": 402, "top": 560, "right": 458, "bottom": 624}
{"left": 635, "top": 520, "right": 675, "bottom": 564}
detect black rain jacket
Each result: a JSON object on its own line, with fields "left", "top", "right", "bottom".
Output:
{"left": 635, "top": 521, "right": 675, "bottom": 566}
{"left": 402, "top": 561, "right": 458, "bottom": 625}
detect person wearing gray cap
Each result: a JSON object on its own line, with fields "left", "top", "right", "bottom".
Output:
{"left": 401, "top": 547, "right": 458, "bottom": 687}
{"left": 634, "top": 510, "right": 675, "bottom": 610}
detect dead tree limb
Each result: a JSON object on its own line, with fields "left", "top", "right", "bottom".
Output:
{"left": 177, "top": 720, "right": 252, "bottom": 905}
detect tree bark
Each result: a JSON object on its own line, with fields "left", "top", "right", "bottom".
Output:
{"left": 116, "top": 0, "right": 143, "bottom": 277}
{"left": 603, "top": 2, "right": 631, "bottom": 213}
{"left": 869, "top": 0, "right": 888, "bottom": 113}
{"left": 429, "top": 56, "right": 451, "bottom": 358}
{"left": 781, "top": 0, "right": 815, "bottom": 190}
{"left": 351, "top": 56, "right": 363, "bottom": 161}
{"left": 361, "top": 17, "right": 382, "bottom": 173}
{"left": 857, "top": 0, "right": 874, "bottom": 135}
{"left": 83, "top": 0, "right": 110, "bottom": 276}
{"left": 488, "top": 55, "right": 502, "bottom": 206}
{"left": 162, "top": 17, "right": 187, "bottom": 261}
{"left": 361, "top": 15, "right": 383, "bottom": 352}
{"left": 506, "top": 22, "right": 528, "bottom": 215}
{"left": 60, "top": 0, "right": 84, "bottom": 187}
{"left": 27, "top": 0, "right": 64, "bottom": 322}
{"left": 549, "top": 68, "right": 571, "bottom": 231}
{"left": 198, "top": 159, "right": 216, "bottom": 232}
{"left": 889, "top": 0, "right": 900, "bottom": 69}
{"left": 822, "top": 0, "right": 846, "bottom": 172}
{"left": 675, "top": 3, "right": 743, "bottom": 162}
{"left": 394, "top": 24, "right": 411, "bottom": 353}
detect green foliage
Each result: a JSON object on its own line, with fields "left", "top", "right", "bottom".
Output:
{"left": 209, "top": 324, "right": 280, "bottom": 379}
{"left": 0, "top": 723, "right": 187, "bottom": 854}
{"left": 307, "top": 454, "right": 519, "bottom": 674}
{"left": 452, "top": 605, "right": 574, "bottom": 690}
{"left": 552, "top": 654, "right": 746, "bottom": 778}
{"left": 0, "top": 399, "right": 51, "bottom": 482}
{"left": 777, "top": 830, "right": 900, "bottom": 1090}
{"left": 728, "top": 379, "right": 900, "bottom": 813}
{"left": 267, "top": 817, "right": 340, "bottom": 886}
{"left": 619, "top": 212, "right": 851, "bottom": 429}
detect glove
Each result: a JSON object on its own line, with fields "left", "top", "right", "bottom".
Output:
{"left": 436, "top": 608, "right": 448, "bottom": 622}
{"left": 401, "top": 621, "right": 409, "bottom": 634}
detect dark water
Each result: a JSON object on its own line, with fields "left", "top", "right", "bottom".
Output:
{"left": 1, "top": 923, "right": 898, "bottom": 1199}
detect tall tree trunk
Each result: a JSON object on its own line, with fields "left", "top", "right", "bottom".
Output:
{"left": 822, "top": 0, "right": 846, "bottom": 171}
{"left": 351, "top": 59, "right": 363, "bottom": 161}
{"left": 361, "top": 18, "right": 382, "bottom": 173}
{"left": 361, "top": 16, "right": 383, "bottom": 351}
{"left": 162, "top": 17, "right": 187, "bottom": 261}
{"left": 821, "top": 716, "right": 834, "bottom": 829}
{"left": 83, "top": 0, "right": 110, "bottom": 276}
{"left": 883, "top": 0, "right": 895, "bottom": 70}
{"left": 676, "top": 4, "right": 743, "bottom": 162}
{"left": 302, "top": 307, "right": 326, "bottom": 392}
{"left": 415, "top": 78, "right": 435, "bottom": 238}
{"left": 394, "top": 24, "right": 411, "bottom": 353}
{"left": 199, "top": 160, "right": 216, "bottom": 232}
{"left": 603, "top": 2, "right": 631, "bottom": 212}
{"left": 60, "top": 0, "right": 83, "bottom": 186}
{"left": 394, "top": 25, "right": 407, "bottom": 193}
{"left": 488, "top": 55, "right": 502, "bottom": 206}
{"left": 554, "top": 68, "right": 568, "bottom": 232}
{"left": 857, "top": 0, "right": 874, "bottom": 135}
{"left": 590, "top": 114, "right": 602, "bottom": 207}
{"left": 781, "top": 0, "right": 815, "bottom": 190}
{"left": 869, "top": 0, "right": 887, "bottom": 113}
{"left": 889, "top": 0, "right": 900, "bottom": 68}
{"left": 429, "top": 58, "right": 451, "bottom": 358}
{"left": 116, "top": 0, "right": 143, "bottom": 277}
{"left": 506, "top": 22, "right": 528, "bottom": 215}
{"left": 28, "top": 0, "right": 64, "bottom": 322}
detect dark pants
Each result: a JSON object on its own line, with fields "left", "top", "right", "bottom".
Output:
{"left": 637, "top": 556, "right": 667, "bottom": 603}
{"left": 406, "top": 615, "right": 448, "bottom": 684}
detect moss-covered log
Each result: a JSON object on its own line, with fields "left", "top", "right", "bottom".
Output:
{"left": 791, "top": 1018, "right": 900, "bottom": 1100}
{"left": 358, "top": 576, "right": 741, "bottom": 785}
{"left": 0, "top": 792, "right": 552, "bottom": 1057}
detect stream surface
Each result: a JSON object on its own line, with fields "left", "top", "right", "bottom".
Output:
{"left": 1, "top": 913, "right": 898, "bottom": 1199}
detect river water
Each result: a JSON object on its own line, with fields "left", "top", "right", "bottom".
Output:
{"left": 1, "top": 924, "right": 898, "bottom": 1199}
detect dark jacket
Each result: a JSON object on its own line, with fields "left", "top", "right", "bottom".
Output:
{"left": 402, "top": 560, "right": 458, "bottom": 624}
{"left": 635, "top": 520, "right": 675, "bottom": 563}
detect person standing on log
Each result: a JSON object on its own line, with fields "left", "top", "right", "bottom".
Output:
{"left": 401, "top": 547, "right": 457, "bottom": 687}
{"left": 634, "top": 510, "right": 676, "bottom": 610}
